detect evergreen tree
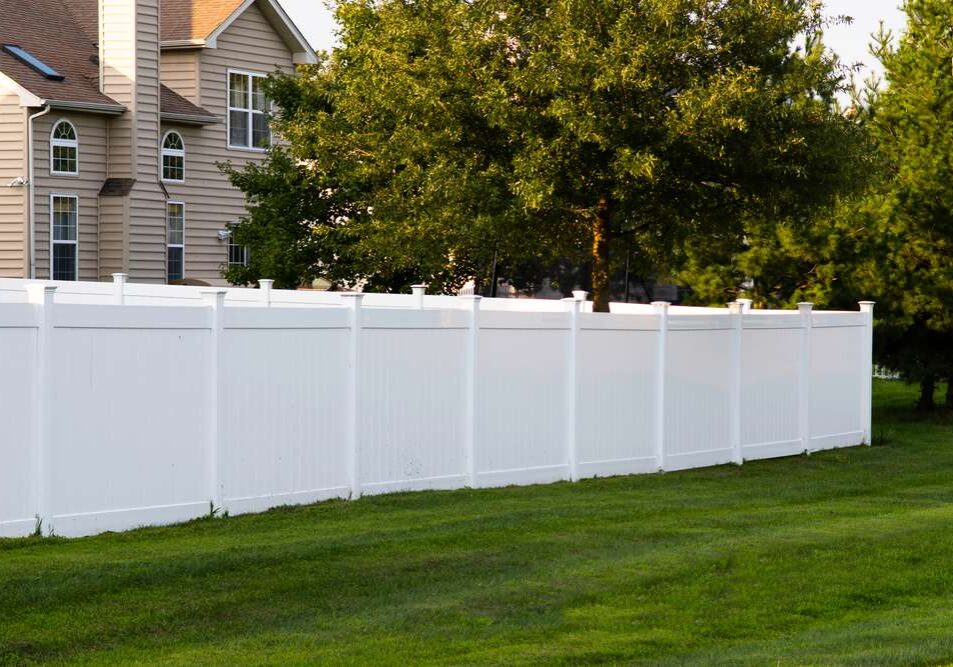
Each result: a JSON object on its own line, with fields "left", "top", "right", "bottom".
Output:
{"left": 861, "top": 2, "right": 953, "bottom": 409}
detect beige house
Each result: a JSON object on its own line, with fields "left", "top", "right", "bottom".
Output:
{"left": 0, "top": 0, "right": 315, "bottom": 284}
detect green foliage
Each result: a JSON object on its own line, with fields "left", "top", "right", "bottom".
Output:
{"left": 857, "top": 0, "right": 953, "bottom": 404}
{"left": 224, "top": 0, "right": 863, "bottom": 307}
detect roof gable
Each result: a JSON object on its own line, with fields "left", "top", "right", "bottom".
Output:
{"left": 162, "top": 0, "right": 317, "bottom": 64}
{"left": 161, "top": 0, "right": 245, "bottom": 44}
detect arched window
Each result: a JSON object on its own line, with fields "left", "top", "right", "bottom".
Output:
{"left": 161, "top": 131, "right": 185, "bottom": 182}
{"left": 50, "top": 120, "right": 78, "bottom": 175}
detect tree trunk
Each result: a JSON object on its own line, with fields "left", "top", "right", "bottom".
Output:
{"left": 918, "top": 374, "right": 936, "bottom": 411}
{"left": 591, "top": 196, "right": 611, "bottom": 313}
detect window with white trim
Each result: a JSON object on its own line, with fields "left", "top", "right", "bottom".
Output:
{"left": 228, "top": 71, "right": 270, "bottom": 149}
{"left": 227, "top": 224, "right": 248, "bottom": 267}
{"left": 161, "top": 131, "right": 185, "bottom": 182}
{"left": 51, "top": 194, "right": 78, "bottom": 281}
{"left": 50, "top": 120, "right": 78, "bottom": 175}
{"left": 167, "top": 202, "right": 185, "bottom": 282}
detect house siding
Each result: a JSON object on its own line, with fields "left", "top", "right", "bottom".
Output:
{"left": 100, "top": 0, "right": 138, "bottom": 179}
{"left": 128, "top": 0, "right": 167, "bottom": 283}
{"left": 32, "top": 112, "right": 107, "bottom": 281}
{"left": 160, "top": 50, "right": 200, "bottom": 104}
{"left": 98, "top": 195, "right": 128, "bottom": 280}
{"left": 161, "top": 1, "right": 294, "bottom": 284}
{"left": 0, "top": 92, "right": 25, "bottom": 277}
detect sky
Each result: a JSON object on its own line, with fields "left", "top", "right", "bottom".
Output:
{"left": 278, "top": 0, "right": 908, "bottom": 85}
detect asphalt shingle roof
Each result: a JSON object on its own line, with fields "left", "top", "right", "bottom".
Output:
{"left": 0, "top": 0, "right": 219, "bottom": 116}
{"left": 0, "top": 0, "right": 121, "bottom": 108}
{"left": 161, "top": 0, "right": 247, "bottom": 42}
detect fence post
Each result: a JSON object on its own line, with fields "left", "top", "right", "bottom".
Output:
{"left": 736, "top": 298, "right": 752, "bottom": 314}
{"left": 859, "top": 301, "right": 876, "bottom": 445}
{"left": 798, "top": 302, "right": 814, "bottom": 454}
{"left": 460, "top": 295, "right": 482, "bottom": 487}
{"left": 201, "top": 290, "right": 227, "bottom": 513}
{"left": 412, "top": 284, "right": 427, "bottom": 310}
{"left": 111, "top": 273, "right": 127, "bottom": 305}
{"left": 652, "top": 301, "right": 670, "bottom": 471}
{"left": 258, "top": 279, "right": 273, "bottom": 307}
{"left": 26, "top": 284, "right": 55, "bottom": 535}
{"left": 563, "top": 291, "right": 586, "bottom": 482}
{"left": 341, "top": 293, "right": 365, "bottom": 500}
{"left": 729, "top": 301, "right": 744, "bottom": 465}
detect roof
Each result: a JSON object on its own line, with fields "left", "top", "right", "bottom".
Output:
{"left": 0, "top": 0, "right": 123, "bottom": 110}
{"left": 160, "top": 85, "right": 219, "bottom": 125}
{"left": 0, "top": 0, "right": 314, "bottom": 110}
{"left": 161, "top": 0, "right": 317, "bottom": 64}
{"left": 161, "top": 0, "right": 246, "bottom": 43}
{"left": 99, "top": 178, "right": 136, "bottom": 197}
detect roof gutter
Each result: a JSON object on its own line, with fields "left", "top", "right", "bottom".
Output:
{"left": 46, "top": 100, "right": 126, "bottom": 116}
{"left": 27, "top": 104, "right": 52, "bottom": 280}
{"left": 160, "top": 111, "right": 221, "bottom": 126}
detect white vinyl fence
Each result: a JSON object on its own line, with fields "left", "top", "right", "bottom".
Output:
{"left": 0, "top": 276, "right": 874, "bottom": 538}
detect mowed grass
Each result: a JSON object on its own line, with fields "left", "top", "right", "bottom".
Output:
{"left": 4, "top": 381, "right": 953, "bottom": 665}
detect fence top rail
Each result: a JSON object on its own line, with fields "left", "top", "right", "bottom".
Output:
{"left": 0, "top": 278, "right": 872, "bottom": 319}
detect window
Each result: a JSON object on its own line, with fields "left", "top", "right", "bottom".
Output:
{"left": 50, "top": 195, "right": 78, "bottom": 281}
{"left": 161, "top": 131, "right": 185, "bottom": 182}
{"left": 167, "top": 202, "right": 185, "bottom": 282}
{"left": 228, "top": 71, "right": 270, "bottom": 149}
{"left": 2, "top": 45, "right": 63, "bottom": 80}
{"left": 227, "top": 225, "right": 248, "bottom": 267}
{"left": 50, "top": 120, "right": 78, "bottom": 175}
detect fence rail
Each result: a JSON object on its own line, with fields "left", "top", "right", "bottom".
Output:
{"left": 0, "top": 277, "right": 874, "bottom": 538}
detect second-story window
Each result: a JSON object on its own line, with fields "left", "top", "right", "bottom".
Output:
{"left": 50, "top": 120, "right": 78, "bottom": 175}
{"left": 161, "top": 131, "right": 185, "bottom": 182}
{"left": 228, "top": 71, "right": 270, "bottom": 150}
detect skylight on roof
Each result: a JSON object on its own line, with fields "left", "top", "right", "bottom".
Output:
{"left": 2, "top": 45, "right": 64, "bottom": 81}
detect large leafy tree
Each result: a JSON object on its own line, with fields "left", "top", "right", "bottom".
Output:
{"left": 227, "top": 0, "right": 864, "bottom": 310}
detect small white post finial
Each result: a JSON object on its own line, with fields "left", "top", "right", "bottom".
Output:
{"left": 411, "top": 284, "right": 427, "bottom": 310}
{"left": 112, "top": 273, "right": 128, "bottom": 306}
{"left": 259, "top": 279, "right": 274, "bottom": 307}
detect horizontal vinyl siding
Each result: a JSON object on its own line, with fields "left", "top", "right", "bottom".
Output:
{"left": 165, "top": 1, "right": 294, "bottom": 284}
{"left": 161, "top": 50, "right": 200, "bottom": 103}
{"left": 101, "top": 0, "right": 137, "bottom": 178}
{"left": 98, "top": 196, "right": 127, "bottom": 280}
{"left": 128, "top": 0, "right": 166, "bottom": 283}
{"left": 33, "top": 113, "right": 107, "bottom": 281}
{"left": 0, "top": 93, "right": 25, "bottom": 277}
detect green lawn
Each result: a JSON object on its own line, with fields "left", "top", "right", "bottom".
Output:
{"left": 3, "top": 380, "right": 953, "bottom": 665}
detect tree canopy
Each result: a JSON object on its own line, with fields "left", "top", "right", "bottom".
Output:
{"left": 225, "top": 0, "right": 867, "bottom": 311}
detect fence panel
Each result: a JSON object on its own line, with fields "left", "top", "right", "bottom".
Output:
{"left": 0, "top": 306, "right": 38, "bottom": 536}
{"left": 359, "top": 309, "right": 469, "bottom": 494}
{"left": 576, "top": 314, "right": 658, "bottom": 477}
{"left": 475, "top": 312, "right": 571, "bottom": 486}
{"left": 48, "top": 305, "right": 210, "bottom": 537}
{"left": 664, "top": 322, "right": 734, "bottom": 470}
{"left": 220, "top": 307, "right": 351, "bottom": 515}
{"left": 810, "top": 324, "right": 866, "bottom": 449}
{"left": 741, "top": 326, "right": 803, "bottom": 460}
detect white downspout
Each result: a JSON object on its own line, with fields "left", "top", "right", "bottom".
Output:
{"left": 27, "top": 104, "right": 52, "bottom": 279}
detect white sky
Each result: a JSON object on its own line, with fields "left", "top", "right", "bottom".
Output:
{"left": 278, "top": 0, "right": 908, "bottom": 84}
